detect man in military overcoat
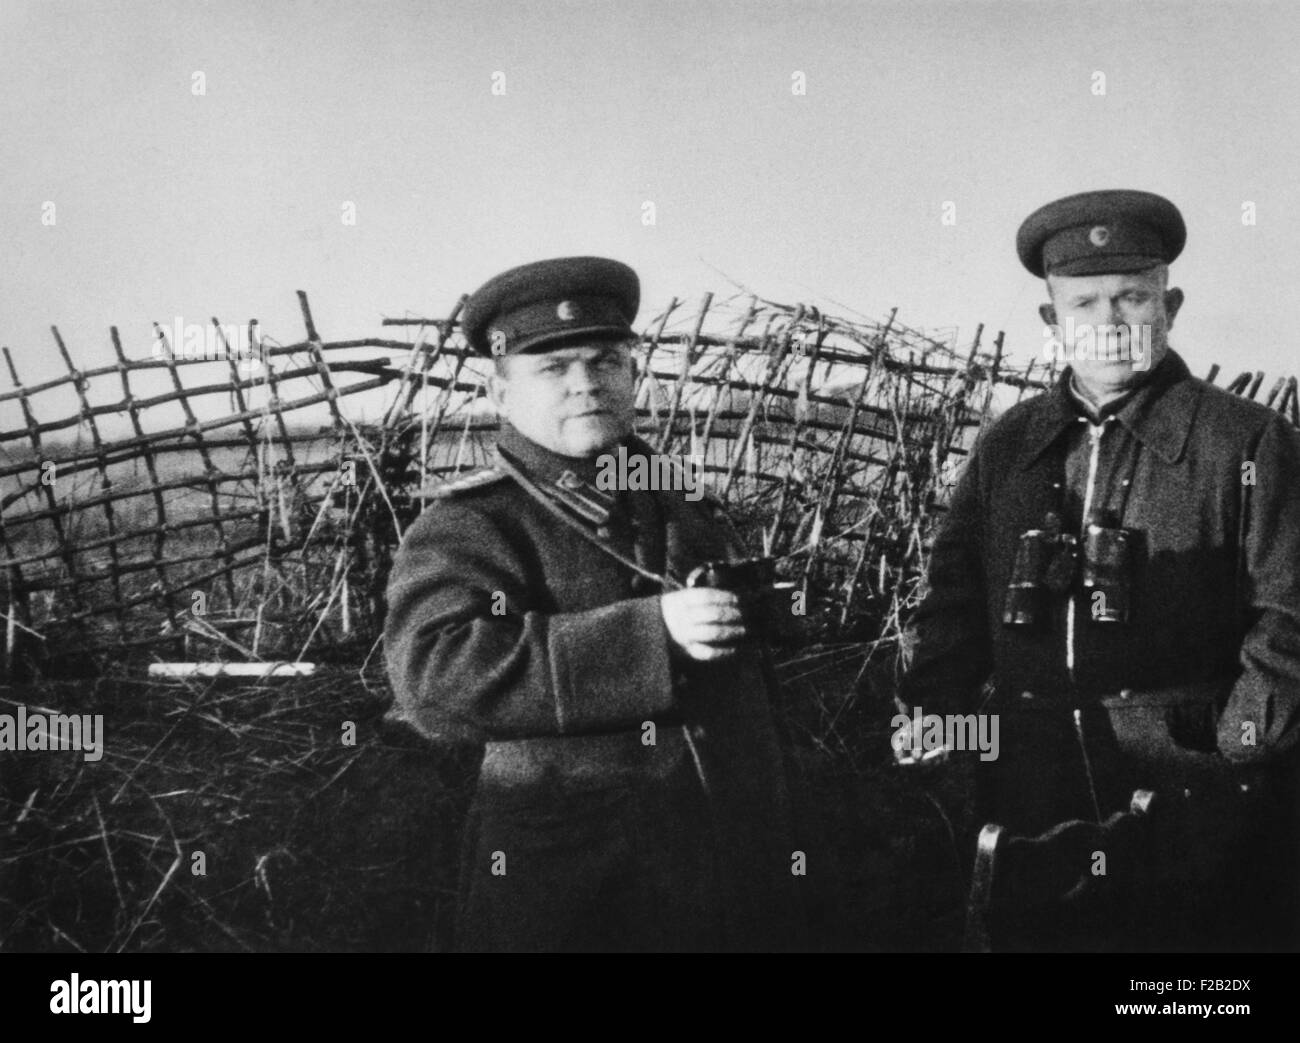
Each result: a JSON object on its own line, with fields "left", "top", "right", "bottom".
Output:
{"left": 383, "top": 257, "right": 807, "bottom": 952}
{"left": 897, "top": 190, "right": 1300, "bottom": 950}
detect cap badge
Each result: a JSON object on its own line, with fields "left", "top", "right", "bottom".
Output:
{"left": 556, "top": 300, "right": 580, "bottom": 321}
{"left": 1089, "top": 225, "right": 1111, "bottom": 248}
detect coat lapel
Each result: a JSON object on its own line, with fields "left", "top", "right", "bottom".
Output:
{"left": 1017, "top": 349, "right": 1200, "bottom": 470}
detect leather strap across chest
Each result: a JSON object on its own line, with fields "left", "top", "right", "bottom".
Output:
{"left": 493, "top": 446, "right": 683, "bottom": 591}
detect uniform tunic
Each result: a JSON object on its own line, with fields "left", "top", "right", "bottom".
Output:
{"left": 383, "top": 424, "right": 807, "bottom": 951}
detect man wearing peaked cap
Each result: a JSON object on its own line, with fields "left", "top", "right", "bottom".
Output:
{"left": 895, "top": 190, "right": 1300, "bottom": 951}
{"left": 1015, "top": 189, "right": 1186, "bottom": 279}
{"left": 383, "top": 256, "right": 809, "bottom": 952}
{"left": 459, "top": 255, "right": 640, "bottom": 358}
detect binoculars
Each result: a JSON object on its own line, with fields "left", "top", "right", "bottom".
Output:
{"left": 685, "top": 558, "right": 777, "bottom": 592}
{"left": 686, "top": 557, "right": 798, "bottom": 640}
{"left": 1003, "top": 509, "right": 1134, "bottom": 628}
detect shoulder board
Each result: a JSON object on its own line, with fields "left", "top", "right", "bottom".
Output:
{"left": 414, "top": 467, "right": 511, "bottom": 499}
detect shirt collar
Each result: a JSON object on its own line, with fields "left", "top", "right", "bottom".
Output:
{"left": 1066, "top": 372, "right": 1138, "bottom": 423}
{"left": 1017, "top": 349, "right": 1200, "bottom": 469}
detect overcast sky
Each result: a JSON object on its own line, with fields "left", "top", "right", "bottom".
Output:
{"left": 2, "top": 0, "right": 1297, "bottom": 425}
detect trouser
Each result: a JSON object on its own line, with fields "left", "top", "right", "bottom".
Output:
{"left": 978, "top": 688, "right": 1298, "bottom": 951}
{"left": 454, "top": 755, "right": 724, "bottom": 953}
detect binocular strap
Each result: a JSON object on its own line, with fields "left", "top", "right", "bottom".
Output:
{"left": 492, "top": 446, "right": 682, "bottom": 591}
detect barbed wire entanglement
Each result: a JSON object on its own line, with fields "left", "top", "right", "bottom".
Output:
{"left": 2, "top": 289, "right": 1296, "bottom": 678}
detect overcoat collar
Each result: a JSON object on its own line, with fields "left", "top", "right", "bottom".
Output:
{"left": 497, "top": 422, "right": 606, "bottom": 484}
{"left": 495, "top": 423, "right": 660, "bottom": 484}
{"left": 1017, "top": 348, "right": 1201, "bottom": 470}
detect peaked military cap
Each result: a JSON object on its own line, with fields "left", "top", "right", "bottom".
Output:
{"left": 1016, "top": 189, "right": 1186, "bottom": 278}
{"left": 460, "top": 256, "right": 640, "bottom": 356}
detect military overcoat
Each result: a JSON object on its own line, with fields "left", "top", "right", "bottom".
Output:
{"left": 383, "top": 425, "right": 807, "bottom": 951}
{"left": 900, "top": 350, "right": 1300, "bottom": 945}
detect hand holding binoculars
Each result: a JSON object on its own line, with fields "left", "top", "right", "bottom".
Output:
{"left": 685, "top": 557, "right": 801, "bottom": 641}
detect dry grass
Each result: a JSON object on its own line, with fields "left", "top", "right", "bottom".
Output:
{"left": 1, "top": 645, "right": 977, "bottom": 952}
{"left": 0, "top": 665, "right": 476, "bottom": 952}
{"left": 3, "top": 295, "right": 1295, "bottom": 952}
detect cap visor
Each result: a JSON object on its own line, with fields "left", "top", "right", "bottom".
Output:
{"left": 1048, "top": 254, "right": 1166, "bottom": 277}
{"left": 511, "top": 324, "right": 635, "bottom": 354}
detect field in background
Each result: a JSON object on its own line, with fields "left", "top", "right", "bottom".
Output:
{"left": 1, "top": 290, "right": 1033, "bottom": 677}
{"left": 2, "top": 290, "right": 1294, "bottom": 951}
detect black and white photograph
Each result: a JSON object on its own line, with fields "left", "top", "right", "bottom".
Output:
{"left": 1, "top": 0, "right": 1296, "bottom": 1013}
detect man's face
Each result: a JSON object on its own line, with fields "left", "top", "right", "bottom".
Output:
{"left": 489, "top": 340, "right": 637, "bottom": 458}
{"left": 1040, "top": 267, "right": 1184, "bottom": 395}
